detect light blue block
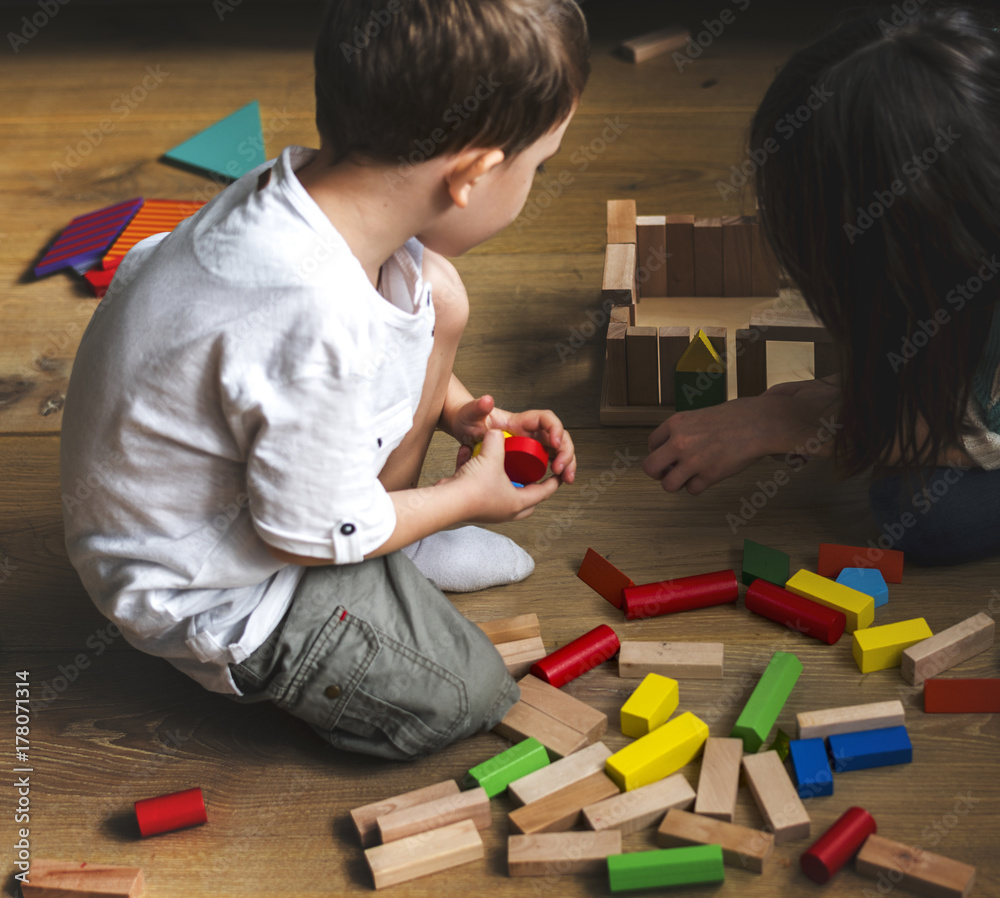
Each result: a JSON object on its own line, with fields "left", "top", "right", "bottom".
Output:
{"left": 788, "top": 737, "right": 833, "bottom": 798}
{"left": 837, "top": 567, "right": 888, "bottom": 608}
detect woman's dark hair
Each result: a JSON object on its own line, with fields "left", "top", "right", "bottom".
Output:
{"left": 751, "top": 4, "right": 1000, "bottom": 474}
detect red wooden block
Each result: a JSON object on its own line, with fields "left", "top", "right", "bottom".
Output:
{"left": 745, "top": 579, "right": 846, "bottom": 645}
{"left": 924, "top": 678, "right": 1000, "bottom": 713}
{"left": 800, "top": 806, "right": 877, "bottom": 884}
{"left": 623, "top": 570, "right": 738, "bottom": 621}
{"left": 530, "top": 625, "right": 620, "bottom": 688}
{"left": 577, "top": 548, "right": 635, "bottom": 609}
{"left": 83, "top": 265, "right": 118, "bottom": 298}
{"left": 504, "top": 436, "right": 548, "bottom": 484}
{"left": 134, "top": 787, "right": 207, "bottom": 837}
{"left": 817, "top": 543, "right": 904, "bottom": 583}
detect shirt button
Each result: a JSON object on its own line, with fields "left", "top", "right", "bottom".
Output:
{"left": 340, "top": 523, "right": 356, "bottom": 536}
{"left": 324, "top": 685, "right": 341, "bottom": 700}
{"left": 377, "top": 437, "right": 383, "bottom": 447}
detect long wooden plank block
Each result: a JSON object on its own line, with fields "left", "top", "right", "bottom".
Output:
{"left": 496, "top": 636, "right": 547, "bottom": 679}
{"left": 636, "top": 214, "right": 667, "bottom": 298}
{"left": 856, "top": 834, "right": 975, "bottom": 898}
{"left": 741, "top": 751, "right": 811, "bottom": 843}
{"left": 508, "top": 772, "right": 620, "bottom": 835}
{"left": 656, "top": 808, "right": 774, "bottom": 873}
{"left": 658, "top": 326, "right": 690, "bottom": 407}
{"left": 603, "top": 243, "right": 637, "bottom": 306}
{"left": 582, "top": 773, "right": 695, "bottom": 835}
{"left": 664, "top": 214, "right": 696, "bottom": 296}
{"left": 693, "top": 217, "right": 724, "bottom": 296}
{"left": 735, "top": 328, "right": 767, "bottom": 397}
{"left": 508, "top": 831, "right": 622, "bottom": 876}
{"left": 365, "top": 819, "right": 484, "bottom": 890}
{"left": 516, "top": 674, "right": 608, "bottom": 742}
{"left": 618, "top": 26, "right": 691, "bottom": 64}
{"left": 785, "top": 569, "right": 874, "bottom": 632}
{"left": 376, "top": 786, "right": 491, "bottom": 844}
{"left": 20, "top": 860, "right": 144, "bottom": 898}
{"left": 694, "top": 737, "right": 743, "bottom": 822}
{"left": 350, "top": 780, "right": 460, "bottom": 847}
{"left": 901, "top": 613, "right": 995, "bottom": 686}
{"left": 509, "top": 742, "right": 613, "bottom": 807}
{"left": 924, "top": 678, "right": 1000, "bottom": 713}
{"left": 606, "top": 322, "right": 629, "bottom": 407}
{"left": 607, "top": 199, "right": 637, "bottom": 244}
{"left": 465, "top": 738, "right": 549, "bottom": 798}
{"left": 722, "top": 215, "right": 754, "bottom": 296}
{"left": 626, "top": 326, "right": 660, "bottom": 406}
{"left": 797, "top": 700, "right": 905, "bottom": 740}
{"left": 730, "top": 651, "right": 802, "bottom": 753}
{"left": 619, "top": 641, "right": 724, "bottom": 679}
{"left": 476, "top": 613, "right": 541, "bottom": 645}
{"left": 494, "top": 701, "right": 590, "bottom": 759}
{"left": 750, "top": 219, "right": 781, "bottom": 297}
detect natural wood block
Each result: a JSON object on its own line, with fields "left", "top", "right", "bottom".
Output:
{"left": 735, "top": 328, "right": 767, "bottom": 397}
{"left": 20, "top": 860, "right": 144, "bottom": 898}
{"left": 664, "top": 214, "right": 695, "bottom": 296}
{"left": 700, "top": 325, "right": 727, "bottom": 370}
{"left": 693, "top": 217, "right": 724, "bottom": 296}
{"left": 656, "top": 326, "right": 689, "bottom": 408}
{"left": 496, "top": 636, "right": 548, "bottom": 678}
{"left": 750, "top": 220, "right": 781, "bottom": 297}
{"left": 508, "top": 831, "right": 622, "bottom": 876}
{"left": 582, "top": 773, "right": 695, "bottom": 835}
{"left": 657, "top": 808, "right": 774, "bottom": 873}
{"left": 509, "top": 742, "right": 613, "bottom": 807}
{"left": 741, "top": 751, "right": 811, "bottom": 843}
{"left": 694, "top": 737, "right": 742, "bottom": 823}
{"left": 365, "top": 819, "right": 484, "bottom": 890}
{"left": 476, "top": 613, "right": 541, "bottom": 645}
{"left": 610, "top": 305, "right": 630, "bottom": 324}
{"left": 619, "top": 641, "right": 724, "bottom": 679}
{"left": 494, "top": 701, "right": 590, "bottom": 759}
{"left": 602, "top": 243, "right": 637, "bottom": 306}
{"left": 901, "top": 613, "right": 995, "bottom": 686}
{"left": 351, "top": 780, "right": 460, "bottom": 847}
{"left": 508, "top": 771, "right": 620, "bottom": 834}
{"left": 636, "top": 214, "right": 667, "bottom": 298}
{"left": 607, "top": 199, "right": 637, "bottom": 245}
{"left": 618, "top": 26, "right": 691, "bottom": 64}
{"left": 606, "top": 322, "right": 628, "bottom": 407}
{"left": 376, "top": 787, "right": 491, "bottom": 844}
{"left": 856, "top": 833, "right": 975, "bottom": 898}
{"left": 626, "top": 325, "right": 659, "bottom": 406}
{"left": 516, "top": 674, "right": 608, "bottom": 742}
{"left": 722, "top": 215, "right": 754, "bottom": 297}
{"left": 797, "top": 700, "right": 905, "bottom": 740}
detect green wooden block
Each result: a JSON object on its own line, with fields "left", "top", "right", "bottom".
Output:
{"left": 608, "top": 845, "right": 725, "bottom": 891}
{"left": 730, "top": 651, "right": 802, "bottom": 753}
{"left": 464, "top": 737, "right": 549, "bottom": 798}
{"left": 742, "top": 538, "right": 790, "bottom": 587}
{"left": 675, "top": 370, "right": 725, "bottom": 411}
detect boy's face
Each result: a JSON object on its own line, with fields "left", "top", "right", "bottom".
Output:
{"left": 418, "top": 110, "right": 575, "bottom": 256}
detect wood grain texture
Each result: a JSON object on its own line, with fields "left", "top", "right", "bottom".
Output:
{"left": 693, "top": 737, "right": 743, "bottom": 822}
{"left": 351, "top": 780, "right": 460, "bottom": 848}
{"left": 901, "top": 613, "right": 995, "bottom": 686}
{"left": 365, "top": 819, "right": 484, "bottom": 889}
{"left": 607, "top": 200, "right": 637, "bottom": 245}
{"left": 507, "top": 772, "right": 620, "bottom": 835}
{"left": 20, "top": 859, "right": 144, "bottom": 898}
{"left": 663, "top": 214, "right": 696, "bottom": 297}
{"left": 508, "top": 741, "right": 612, "bottom": 807}
{"left": 475, "top": 613, "right": 541, "bottom": 645}
{"left": 507, "top": 831, "right": 621, "bottom": 876}
{"left": 693, "top": 217, "right": 724, "bottom": 297}
{"left": 375, "top": 786, "right": 490, "bottom": 844}
{"left": 657, "top": 326, "right": 689, "bottom": 408}
{"left": 625, "top": 326, "right": 659, "bottom": 406}
{"left": 656, "top": 808, "right": 774, "bottom": 873}
{"left": 741, "top": 751, "right": 811, "bottom": 844}
{"left": 636, "top": 215, "right": 667, "bottom": 299}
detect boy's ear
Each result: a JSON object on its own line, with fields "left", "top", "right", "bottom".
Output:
{"left": 445, "top": 148, "right": 505, "bottom": 209}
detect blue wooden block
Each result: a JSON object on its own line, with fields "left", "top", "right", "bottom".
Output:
{"left": 828, "top": 725, "right": 912, "bottom": 772}
{"left": 788, "top": 737, "right": 833, "bottom": 797}
{"left": 836, "top": 567, "right": 888, "bottom": 608}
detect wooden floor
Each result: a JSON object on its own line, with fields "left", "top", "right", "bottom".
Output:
{"left": 2, "top": 3, "right": 998, "bottom": 896}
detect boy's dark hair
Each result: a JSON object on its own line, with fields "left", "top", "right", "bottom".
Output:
{"left": 750, "top": 4, "right": 1000, "bottom": 475}
{"left": 314, "top": 0, "right": 589, "bottom": 167}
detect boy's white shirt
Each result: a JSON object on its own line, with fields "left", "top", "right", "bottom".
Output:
{"left": 60, "top": 146, "right": 436, "bottom": 695}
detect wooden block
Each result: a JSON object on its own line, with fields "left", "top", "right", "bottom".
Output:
{"left": 924, "top": 678, "right": 1000, "bottom": 713}
{"left": 730, "top": 651, "right": 802, "bottom": 753}
{"left": 618, "top": 26, "right": 691, "bottom": 64}
{"left": 750, "top": 220, "right": 781, "bottom": 297}
{"left": 785, "top": 569, "right": 875, "bottom": 632}
{"left": 34, "top": 197, "right": 144, "bottom": 277}
{"left": 508, "top": 771, "right": 620, "bottom": 834}
{"left": 376, "top": 787, "right": 491, "bottom": 844}
{"left": 582, "top": 773, "right": 695, "bottom": 834}
{"left": 852, "top": 618, "right": 933, "bottom": 673}
{"left": 664, "top": 214, "right": 695, "bottom": 296}
{"left": 742, "top": 539, "right": 789, "bottom": 587}
{"left": 741, "top": 750, "right": 811, "bottom": 843}
{"left": 607, "top": 199, "right": 637, "bottom": 244}
{"left": 476, "top": 613, "right": 541, "bottom": 645}
{"left": 602, "top": 243, "right": 637, "bottom": 305}
{"left": 610, "top": 305, "right": 630, "bottom": 323}
{"left": 516, "top": 674, "right": 608, "bottom": 742}
{"left": 509, "top": 742, "right": 613, "bottom": 807}
{"left": 20, "top": 860, "right": 144, "bottom": 898}
{"left": 657, "top": 808, "right": 774, "bottom": 873}
{"left": 722, "top": 215, "right": 754, "bottom": 296}
{"left": 102, "top": 199, "right": 205, "bottom": 269}
{"left": 365, "top": 818, "right": 484, "bottom": 889}
{"left": 577, "top": 547, "right": 635, "bottom": 609}
{"left": 787, "top": 738, "right": 833, "bottom": 797}
{"left": 693, "top": 217, "right": 724, "bottom": 296}
{"left": 817, "top": 542, "right": 904, "bottom": 583}
{"left": 749, "top": 305, "right": 826, "bottom": 331}
{"left": 636, "top": 214, "right": 667, "bottom": 297}
{"left": 700, "top": 325, "right": 728, "bottom": 369}
{"left": 497, "top": 636, "right": 547, "bottom": 678}
{"left": 620, "top": 673, "right": 679, "bottom": 737}
{"left": 836, "top": 567, "right": 889, "bottom": 608}
{"left": 607, "top": 845, "right": 725, "bottom": 890}
{"left": 626, "top": 326, "right": 660, "bottom": 406}
{"left": 619, "top": 641, "right": 724, "bottom": 679}
{"left": 508, "top": 831, "right": 622, "bottom": 876}
{"left": 657, "top": 326, "right": 690, "bottom": 407}
{"left": 902, "top": 613, "right": 995, "bottom": 686}
{"left": 494, "top": 701, "right": 590, "bottom": 758}
{"left": 606, "top": 711, "right": 709, "bottom": 791}
{"left": 465, "top": 737, "right": 549, "bottom": 798}
{"left": 694, "top": 737, "right": 742, "bottom": 823}
{"left": 828, "top": 725, "right": 912, "bottom": 772}
{"left": 856, "top": 833, "right": 975, "bottom": 898}
{"left": 797, "top": 699, "right": 905, "bottom": 740}
{"left": 735, "top": 328, "right": 767, "bottom": 397}
{"left": 351, "top": 780, "right": 460, "bottom": 847}
{"left": 606, "top": 322, "right": 628, "bottom": 407}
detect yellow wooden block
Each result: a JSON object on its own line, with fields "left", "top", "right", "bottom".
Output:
{"left": 620, "top": 673, "right": 679, "bottom": 738}
{"left": 785, "top": 569, "right": 874, "bottom": 631}
{"left": 676, "top": 329, "right": 723, "bottom": 373}
{"left": 605, "top": 711, "right": 709, "bottom": 791}
{"left": 472, "top": 431, "right": 513, "bottom": 457}
{"left": 852, "top": 618, "right": 933, "bottom": 673}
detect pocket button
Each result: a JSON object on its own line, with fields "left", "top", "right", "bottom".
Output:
{"left": 324, "top": 685, "right": 342, "bottom": 700}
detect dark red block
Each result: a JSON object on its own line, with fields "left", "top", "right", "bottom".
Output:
{"left": 135, "top": 786, "right": 207, "bottom": 837}
{"left": 529, "top": 624, "right": 620, "bottom": 688}
{"left": 745, "top": 578, "right": 846, "bottom": 645}
{"left": 504, "top": 435, "right": 548, "bottom": 484}
{"left": 577, "top": 548, "right": 634, "bottom": 609}
{"left": 924, "top": 678, "right": 1000, "bottom": 713}
{"left": 622, "top": 570, "right": 738, "bottom": 621}
{"left": 801, "top": 806, "right": 877, "bottom": 883}
{"left": 83, "top": 265, "right": 118, "bottom": 298}
{"left": 817, "top": 543, "right": 904, "bottom": 583}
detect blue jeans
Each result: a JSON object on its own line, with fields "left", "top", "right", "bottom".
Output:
{"left": 868, "top": 466, "right": 1000, "bottom": 566}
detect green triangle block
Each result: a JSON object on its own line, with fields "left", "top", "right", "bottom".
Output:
{"left": 163, "top": 100, "right": 265, "bottom": 180}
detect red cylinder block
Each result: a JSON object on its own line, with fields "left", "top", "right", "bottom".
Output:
{"left": 745, "top": 578, "right": 846, "bottom": 645}
{"left": 529, "top": 624, "right": 620, "bottom": 688}
{"left": 135, "top": 787, "right": 207, "bottom": 837}
{"left": 503, "top": 436, "right": 548, "bottom": 484}
{"left": 800, "top": 806, "right": 877, "bottom": 883}
{"left": 622, "top": 570, "right": 738, "bottom": 621}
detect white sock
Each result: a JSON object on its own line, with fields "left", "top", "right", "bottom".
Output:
{"left": 401, "top": 526, "right": 535, "bottom": 592}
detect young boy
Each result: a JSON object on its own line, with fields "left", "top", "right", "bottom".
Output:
{"left": 60, "top": 0, "right": 589, "bottom": 760}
